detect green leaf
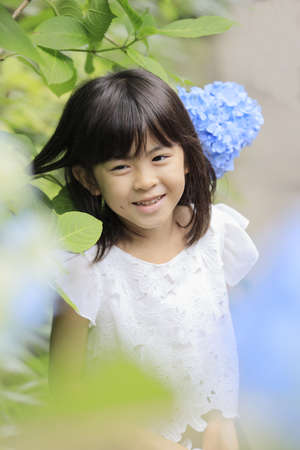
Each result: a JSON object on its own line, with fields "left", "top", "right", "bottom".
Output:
{"left": 137, "top": 10, "right": 157, "bottom": 39}
{"left": 52, "top": 186, "right": 75, "bottom": 214}
{"left": 20, "top": 8, "right": 55, "bottom": 32}
{"left": 55, "top": 0, "right": 83, "bottom": 19}
{"left": 136, "top": 25, "right": 156, "bottom": 39}
{"left": 126, "top": 48, "right": 168, "bottom": 83}
{"left": 31, "top": 176, "right": 62, "bottom": 200}
{"left": 108, "top": 0, "right": 125, "bottom": 19}
{"left": 57, "top": 211, "right": 103, "bottom": 253}
{"left": 0, "top": 5, "right": 42, "bottom": 64}
{"left": 95, "top": 50, "right": 134, "bottom": 70}
{"left": 93, "top": 54, "right": 115, "bottom": 70}
{"left": 48, "top": 68, "right": 77, "bottom": 96}
{"left": 38, "top": 47, "right": 76, "bottom": 84}
{"left": 84, "top": 0, "right": 115, "bottom": 42}
{"left": 32, "top": 16, "right": 89, "bottom": 50}
{"left": 109, "top": 0, "right": 133, "bottom": 34}
{"left": 116, "top": 0, "right": 143, "bottom": 30}
{"left": 157, "top": 16, "right": 235, "bottom": 38}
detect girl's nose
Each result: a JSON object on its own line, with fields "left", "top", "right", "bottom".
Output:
{"left": 133, "top": 167, "right": 158, "bottom": 191}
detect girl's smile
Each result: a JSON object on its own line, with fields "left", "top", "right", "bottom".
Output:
{"left": 90, "top": 135, "right": 188, "bottom": 235}
{"left": 132, "top": 193, "right": 166, "bottom": 215}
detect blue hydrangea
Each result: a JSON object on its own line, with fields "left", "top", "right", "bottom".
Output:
{"left": 177, "top": 81, "right": 264, "bottom": 178}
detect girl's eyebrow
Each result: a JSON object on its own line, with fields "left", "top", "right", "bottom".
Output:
{"left": 148, "top": 145, "right": 163, "bottom": 153}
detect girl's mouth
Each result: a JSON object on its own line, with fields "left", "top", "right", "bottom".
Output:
{"left": 133, "top": 194, "right": 165, "bottom": 206}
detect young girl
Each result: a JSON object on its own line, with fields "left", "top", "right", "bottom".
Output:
{"left": 33, "top": 68, "right": 258, "bottom": 450}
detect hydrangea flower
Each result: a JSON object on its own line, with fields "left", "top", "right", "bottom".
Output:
{"left": 177, "top": 81, "right": 264, "bottom": 178}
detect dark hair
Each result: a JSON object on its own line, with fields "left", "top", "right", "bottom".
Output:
{"left": 33, "top": 68, "right": 216, "bottom": 261}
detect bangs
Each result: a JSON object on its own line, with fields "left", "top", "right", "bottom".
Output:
{"left": 73, "top": 75, "right": 177, "bottom": 167}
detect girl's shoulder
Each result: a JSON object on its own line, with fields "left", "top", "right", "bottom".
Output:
{"left": 210, "top": 203, "right": 250, "bottom": 231}
{"left": 209, "top": 203, "right": 259, "bottom": 286}
{"left": 53, "top": 245, "right": 100, "bottom": 326}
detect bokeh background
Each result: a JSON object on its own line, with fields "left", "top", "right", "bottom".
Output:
{"left": 1, "top": 0, "right": 299, "bottom": 449}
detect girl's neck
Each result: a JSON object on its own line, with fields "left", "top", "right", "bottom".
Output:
{"left": 116, "top": 205, "right": 192, "bottom": 264}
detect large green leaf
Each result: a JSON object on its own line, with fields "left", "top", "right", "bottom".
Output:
{"left": 126, "top": 48, "right": 168, "bottom": 83}
{"left": 116, "top": 0, "right": 143, "bottom": 30}
{"left": 32, "top": 16, "right": 89, "bottom": 50}
{"left": 0, "top": 5, "right": 42, "bottom": 64}
{"left": 157, "top": 16, "right": 235, "bottom": 38}
{"left": 84, "top": 0, "right": 115, "bottom": 42}
{"left": 55, "top": 0, "right": 83, "bottom": 19}
{"left": 38, "top": 47, "right": 75, "bottom": 85}
{"left": 57, "top": 211, "right": 103, "bottom": 253}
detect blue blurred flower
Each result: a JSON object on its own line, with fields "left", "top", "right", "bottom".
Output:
{"left": 177, "top": 82, "right": 264, "bottom": 178}
{"left": 231, "top": 210, "right": 300, "bottom": 447}
{"left": 0, "top": 208, "right": 56, "bottom": 357}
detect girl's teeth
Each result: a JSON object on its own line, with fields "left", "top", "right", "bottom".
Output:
{"left": 137, "top": 196, "right": 162, "bottom": 206}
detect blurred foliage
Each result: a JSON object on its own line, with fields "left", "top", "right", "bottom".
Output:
{"left": 0, "top": 325, "right": 50, "bottom": 426}
{"left": 0, "top": 0, "right": 236, "bottom": 149}
{"left": 0, "top": 57, "right": 64, "bottom": 148}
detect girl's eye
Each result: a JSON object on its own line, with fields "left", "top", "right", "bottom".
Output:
{"left": 152, "top": 155, "right": 169, "bottom": 162}
{"left": 111, "top": 164, "right": 128, "bottom": 171}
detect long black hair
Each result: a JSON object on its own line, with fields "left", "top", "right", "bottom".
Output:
{"left": 33, "top": 68, "right": 216, "bottom": 261}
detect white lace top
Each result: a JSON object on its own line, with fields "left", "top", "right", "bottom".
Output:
{"left": 55, "top": 203, "right": 259, "bottom": 444}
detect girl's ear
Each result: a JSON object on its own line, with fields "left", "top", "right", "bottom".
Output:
{"left": 72, "top": 166, "right": 101, "bottom": 196}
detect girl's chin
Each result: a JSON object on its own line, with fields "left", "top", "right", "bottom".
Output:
{"left": 120, "top": 216, "right": 172, "bottom": 235}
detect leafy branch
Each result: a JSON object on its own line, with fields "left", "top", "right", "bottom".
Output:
{"left": 0, "top": 0, "right": 235, "bottom": 96}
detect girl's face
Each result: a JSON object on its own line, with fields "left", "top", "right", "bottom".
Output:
{"left": 88, "top": 135, "right": 188, "bottom": 235}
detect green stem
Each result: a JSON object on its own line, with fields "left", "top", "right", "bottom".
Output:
{"left": 63, "top": 47, "right": 119, "bottom": 53}
{"left": 64, "top": 36, "right": 139, "bottom": 55}
{"left": 104, "top": 35, "right": 120, "bottom": 47}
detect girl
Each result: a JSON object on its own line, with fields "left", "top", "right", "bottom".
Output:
{"left": 33, "top": 69, "right": 258, "bottom": 450}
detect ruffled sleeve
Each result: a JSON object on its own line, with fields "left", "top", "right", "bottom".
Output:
{"left": 212, "top": 203, "right": 259, "bottom": 286}
{"left": 53, "top": 246, "right": 100, "bottom": 326}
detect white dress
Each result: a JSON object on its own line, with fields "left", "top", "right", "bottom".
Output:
{"left": 55, "top": 203, "right": 259, "bottom": 447}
